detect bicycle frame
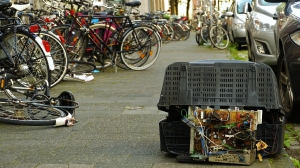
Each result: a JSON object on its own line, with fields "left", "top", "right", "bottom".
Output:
{"left": 58, "top": 4, "right": 149, "bottom": 61}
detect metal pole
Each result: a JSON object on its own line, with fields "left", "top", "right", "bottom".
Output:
{"left": 210, "top": 0, "right": 213, "bottom": 30}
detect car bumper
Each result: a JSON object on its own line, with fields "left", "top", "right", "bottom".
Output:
{"left": 252, "top": 31, "right": 277, "bottom": 65}
{"left": 233, "top": 28, "right": 246, "bottom": 38}
{"left": 232, "top": 28, "right": 247, "bottom": 44}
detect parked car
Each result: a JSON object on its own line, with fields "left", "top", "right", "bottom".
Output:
{"left": 262, "top": 0, "right": 300, "bottom": 122}
{"left": 244, "top": 0, "right": 279, "bottom": 66}
{"left": 224, "top": 0, "right": 252, "bottom": 47}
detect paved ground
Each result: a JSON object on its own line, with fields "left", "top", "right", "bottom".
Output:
{"left": 0, "top": 32, "right": 295, "bottom": 168}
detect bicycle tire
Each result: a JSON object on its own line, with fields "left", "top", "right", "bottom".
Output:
{"left": 157, "top": 24, "right": 168, "bottom": 44}
{"left": 0, "top": 30, "right": 51, "bottom": 100}
{"left": 195, "top": 31, "right": 203, "bottom": 45}
{"left": 116, "top": 54, "right": 130, "bottom": 70}
{"left": 67, "top": 60, "right": 96, "bottom": 74}
{"left": 172, "top": 23, "right": 183, "bottom": 41}
{"left": 163, "top": 23, "right": 174, "bottom": 43}
{"left": 0, "top": 101, "right": 68, "bottom": 126}
{"left": 200, "top": 25, "right": 209, "bottom": 43}
{"left": 209, "top": 25, "right": 229, "bottom": 50}
{"left": 38, "top": 31, "right": 68, "bottom": 88}
{"left": 120, "top": 26, "right": 161, "bottom": 70}
{"left": 120, "top": 25, "right": 154, "bottom": 69}
{"left": 181, "top": 24, "right": 190, "bottom": 41}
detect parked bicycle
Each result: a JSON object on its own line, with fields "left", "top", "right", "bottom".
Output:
{"left": 199, "top": 10, "right": 229, "bottom": 49}
{"left": 0, "top": 1, "right": 78, "bottom": 126}
{"left": 49, "top": 0, "right": 161, "bottom": 71}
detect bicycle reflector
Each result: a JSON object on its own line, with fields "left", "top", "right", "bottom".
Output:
{"left": 29, "top": 24, "right": 40, "bottom": 33}
{"left": 42, "top": 40, "right": 51, "bottom": 52}
{"left": 70, "top": 9, "right": 75, "bottom": 16}
{"left": 0, "top": 76, "right": 7, "bottom": 89}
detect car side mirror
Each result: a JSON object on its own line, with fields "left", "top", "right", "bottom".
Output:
{"left": 224, "top": 11, "right": 234, "bottom": 17}
{"left": 243, "top": 2, "right": 252, "bottom": 13}
{"left": 243, "top": 2, "right": 252, "bottom": 18}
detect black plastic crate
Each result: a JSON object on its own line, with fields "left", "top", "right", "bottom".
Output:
{"left": 256, "top": 122, "right": 284, "bottom": 156}
{"left": 159, "top": 119, "right": 190, "bottom": 154}
{"left": 157, "top": 60, "right": 282, "bottom": 112}
{"left": 158, "top": 60, "right": 284, "bottom": 157}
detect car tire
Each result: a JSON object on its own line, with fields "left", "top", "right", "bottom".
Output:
{"left": 277, "top": 55, "right": 300, "bottom": 122}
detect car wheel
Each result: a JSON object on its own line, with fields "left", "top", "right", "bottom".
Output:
{"left": 278, "top": 56, "right": 300, "bottom": 121}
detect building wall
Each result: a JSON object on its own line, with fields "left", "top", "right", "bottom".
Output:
{"left": 177, "top": 0, "right": 194, "bottom": 19}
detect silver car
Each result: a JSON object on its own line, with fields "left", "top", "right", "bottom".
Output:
{"left": 224, "top": 0, "right": 252, "bottom": 47}
{"left": 244, "top": 0, "right": 280, "bottom": 66}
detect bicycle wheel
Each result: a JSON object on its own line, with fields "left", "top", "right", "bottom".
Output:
{"left": 209, "top": 25, "right": 229, "bottom": 50}
{"left": 164, "top": 23, "right": 174, "bottom": 43}
{"left": 50, "top": 25, "right": 86, "bottom": 61}
{"left": 195, "top": 31, "right": 203, "bottom": 45}
{"left": 120, "top": 26, "right": 161, "bottom": 70}
{"left": 0, "top": 30, "right": 51, "bottom": 100}
{"left": 38, "top": 31, "right": 68, "bottom": 88}
{"left": 157, "top": 24, "right": 169, "bottom": 44}
{"left": 181, "top": 24, "right": 190, "bottom": 41}
{"left": 172, "top": 23, "right": 183, "bottom": 41}
{"left": 0, "top": 100, "right": 68, "bottom": 126}
{"left": 67, "top": 60, "right": 96, "bottom": 74}
{"left": 200, "top": 25, "right": 209, "bottom": 43}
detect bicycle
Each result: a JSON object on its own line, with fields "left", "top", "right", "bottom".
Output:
{"left": 199, "top": 10, "right": 229, "bottom": 49}
{"left": 209, "top": 12, "right": 229, "bottom": 49}
{"left": 5, "top": 3, "right": 69, "bottom": 88}
{"left": 0, "top": 25, "right": 54, "bottom": 100}
{"left": 0, "top": 74, "right": 78, "bottom": 126}
{"left": 49, "top": 0, "right": 161, "bottom": 71}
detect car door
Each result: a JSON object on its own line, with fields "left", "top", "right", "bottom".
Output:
{"left": 227, "top": 0, "right": 235, "bottom": 42}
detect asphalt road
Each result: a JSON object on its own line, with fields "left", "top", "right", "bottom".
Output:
{"left": 0, "top": 32, "right": 294, "bottom": 168}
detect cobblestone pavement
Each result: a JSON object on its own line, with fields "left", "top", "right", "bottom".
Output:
{"left": 0, "top": 32, "right": 295, "bottom": 168}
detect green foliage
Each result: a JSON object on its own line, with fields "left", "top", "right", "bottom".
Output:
{"left": 291, "top": 157, "right": 300, "bottom": 168}
{"left": 284, "top": 124, "right": 295, "bottom": 149}
{"left": 268, "top": 158, "right": 274, "bottom": 164}
{"left": 226, "top": 43, "right": 247, "bottom": 60}
{"left": 284, "top": 123, "right": 300, "bottom": 168}
{"left": 284, "top": 133, "right": 291, "bottom": 148}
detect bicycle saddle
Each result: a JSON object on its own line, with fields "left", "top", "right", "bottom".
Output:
{"left": 125, "top": 1, "right": 141, "bottom": 7}
{"left": 0, "top": 0, "right": 12, "bottom": 10}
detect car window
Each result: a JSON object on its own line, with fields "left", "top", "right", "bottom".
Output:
{"left": 294, "top": 2, "right": 300, "bottom": 9}
{"left": 237, "top": 0, "right": 252, "bottom": 14}
{"left": 258, "top": 0, "right": 280, "bottom": 6}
